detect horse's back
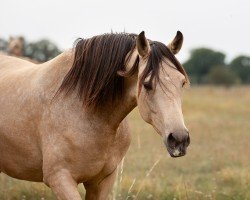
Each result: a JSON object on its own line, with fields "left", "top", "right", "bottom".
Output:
{"left": 0, "top": 54, "right": 37, "bottom": 73}
{"left": 0, "top": 55, "right": 44, "bottom": 181}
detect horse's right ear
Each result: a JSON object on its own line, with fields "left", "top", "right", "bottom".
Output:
{"left": 9, "top": 36, "right": 13, "bottom": 42}
{"left": 136, "top": 31, "right": 150, "bottom": 57}
{"left": 167, "top": 31, "right": 183, "bottom": 55}
{"left": 18, "top": 36, "right": 24, "bottom": 44}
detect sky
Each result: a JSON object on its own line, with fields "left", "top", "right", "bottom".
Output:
{"left": 1, "top": 0, "right": 250, "bottom": 62}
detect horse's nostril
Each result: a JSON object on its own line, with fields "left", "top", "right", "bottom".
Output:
{"left": 167, "top": 133, "right": 177, "bottom": 148}
{"left": 168, "top": 133, "right": 175, "bottom": 142}
{"left": 166, "top": 132, "right": 190, "bottom": 147}
{"left": 187, "top": 135, "right": 190, "bottom": 145}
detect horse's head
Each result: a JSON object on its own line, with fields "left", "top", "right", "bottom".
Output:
{"left": 57, "top": 32, "right": 190, "bottom": 158}
{"left": 8, "top": 36, "right": 24, "bottom": 57}
{"left": 129, "top": 31, "right": 190, "bottom": 157}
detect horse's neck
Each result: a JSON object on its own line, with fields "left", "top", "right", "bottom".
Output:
{"left": 98, "top": 84, "right": 137, "bottom": 130}
{"left": 45, "top": 50, "right": 137, "bottom": 131}
{"left": 84, "top": 70, "right": 137, "bottom": 130}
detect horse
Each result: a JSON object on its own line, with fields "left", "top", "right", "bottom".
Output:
{"left": 7, "top": 36, "right": 40, "bottom": 63}
{"left": 0, "top": 31, "right": 190, "bottom": 200}
{"left": 8, "top": 36, "right": 25, "bottom": 57}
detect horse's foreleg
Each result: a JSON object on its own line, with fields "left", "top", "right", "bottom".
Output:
{"left": 44, "top": 169, "right": 82, "bottom": 200}
{"left": 84, "top": 169, "right": 117, "bottom": 200}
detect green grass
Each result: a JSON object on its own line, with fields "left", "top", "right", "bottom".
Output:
{"left": 1, "top": 87, "right": 250, "bottom": 200}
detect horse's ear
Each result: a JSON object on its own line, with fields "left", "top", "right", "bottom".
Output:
{"left": 18, "top": 36, "right": 24, "bottom": 44}
{"left": 9, "top": 36, "right": 13, "bottom": 42}
{"left": 136, "top": 31, "right": 150, "bottom": 57}
{"left": 167, "top": 31, "right": 183, "bottom": 55}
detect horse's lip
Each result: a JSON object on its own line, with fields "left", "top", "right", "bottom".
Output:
{"left": 169, "top": 152, "right": 185, "bottom": 158}
{"left": 166, "top": 146, "right": 186, "bottom": 158}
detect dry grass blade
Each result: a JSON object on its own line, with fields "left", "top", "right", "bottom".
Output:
{"left": 134, "top": 158, "right": 162, "bottom": 200}
{"left": 125, "top": 178, "right": 136, "bottom": 200}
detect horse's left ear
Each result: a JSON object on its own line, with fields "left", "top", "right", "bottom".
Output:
{"left": 167, "top": 31, "right": 183, "bottom": 55}
{"left": 136, "top": 31, "right": 150, "bottom": 57}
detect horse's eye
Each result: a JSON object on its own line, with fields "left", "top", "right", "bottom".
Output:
{"left": 143, "top": 82, "right": 152, "bottom": 90}
{"left": 182, "top": 80, "right": 186, "bottom": 88}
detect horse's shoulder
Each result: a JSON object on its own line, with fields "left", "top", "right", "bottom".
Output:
{"left": 116, "top": 118, "right": 131, "bottom": 150}
{"left": 118, "top": 118, "right": 130, "bottom": 134}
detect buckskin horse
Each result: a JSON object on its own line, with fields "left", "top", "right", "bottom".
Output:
{"left": 0, "top": 31, "right": 190, "bottom": 200}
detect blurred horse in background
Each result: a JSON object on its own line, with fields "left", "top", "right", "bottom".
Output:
{"left": 0, "top": 31, "right": 190, "bottom": 200}
{"left": 8, "top": 36, "right": 25, "bottom": 57}
{"left": 7, "top": 36, "right": 39, "bottom": 63}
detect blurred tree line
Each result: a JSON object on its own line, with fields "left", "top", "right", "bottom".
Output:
{"left": 1, "top": 36, "right": 250, "bottom": 86}
{"left": 184, "top": 48, "right": 250, "bottom": 86}
{"left": 0, "top": 37, "right": 61, "bottom": 62}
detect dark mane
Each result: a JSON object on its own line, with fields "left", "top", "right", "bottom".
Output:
{"left": 57, "top": 33, "right": 188, "bottom": 109}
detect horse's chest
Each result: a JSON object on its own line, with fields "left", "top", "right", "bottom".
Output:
{"left": 42, "top": 118, "right": 131, "bottom": 183}
{"left": 72, "top": 129, "right": 131, "bottom": 183}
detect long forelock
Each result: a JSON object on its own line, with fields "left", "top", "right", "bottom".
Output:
{"left": 140, "top": 41, "right": 189, "bottom": 90}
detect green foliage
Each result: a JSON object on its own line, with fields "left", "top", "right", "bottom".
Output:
{"left": 184, "top": 48, "right": 250, "bottom": 85}
{"left": 0, "top": 36, "right": 61, "bottom": 62}
{"left": 24, "top": 39, "right": 61, "bottom": 62}
{"left": 0, "top": 38, "right": 7, "bottom": 51}
{"left": 2, "top": 35, "right": 250, "bottom": 86}
{"left": 230, "top": 56, "right": 250, "bottom": 84}
{"left": 206, "top": 66, "right": 241, "bottom": 86}
{"left": 184, "top": 48, "right": 226, "bottom": 84}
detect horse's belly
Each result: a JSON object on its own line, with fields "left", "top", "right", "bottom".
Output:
{"left": 1, "top": 162, "right": 43, "bottom": 182}
{"left": 0, "top": 151, "right": 43, "bottom": 182}
{"left": 0, "top": 130, "right": 43, "bottom": 182}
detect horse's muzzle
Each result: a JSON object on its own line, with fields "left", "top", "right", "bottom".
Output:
{"left": 164, "top": 131, "right": 190, "bottom": 158}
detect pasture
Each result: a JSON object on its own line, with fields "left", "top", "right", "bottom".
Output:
{"left": 0, "top": 86, "right": 249, "bottom": 200}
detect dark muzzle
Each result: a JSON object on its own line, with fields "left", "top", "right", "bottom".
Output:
{"left": 164, "top": 131, "right": 190, "bottom": 157}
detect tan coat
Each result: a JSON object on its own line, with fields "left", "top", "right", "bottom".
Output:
{"left": 0, "top": 32, "right": 189, "bottom": 200}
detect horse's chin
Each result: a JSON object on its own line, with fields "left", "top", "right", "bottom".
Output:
{"left": 166, "top": 147, "right": 186, "bottom": 158}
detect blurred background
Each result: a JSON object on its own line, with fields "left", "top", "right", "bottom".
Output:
{"left": 0, "top": 0, "right": 249, "bottom": 199}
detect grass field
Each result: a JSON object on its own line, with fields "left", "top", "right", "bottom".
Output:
{"left": 0, "top": 87, "right": 250, "bottom": 200}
